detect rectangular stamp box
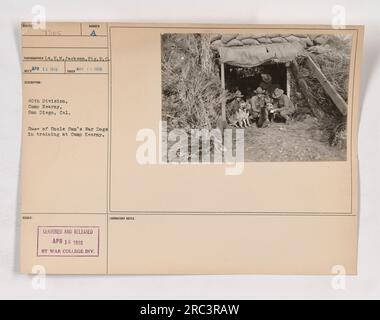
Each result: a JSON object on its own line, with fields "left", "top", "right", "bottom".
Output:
{"left": 37, "top": 226, "right": 100, "bottom": 257}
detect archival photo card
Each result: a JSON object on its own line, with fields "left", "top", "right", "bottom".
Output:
{"left": 20, "top": 23, "right": 363, "bottom": 274}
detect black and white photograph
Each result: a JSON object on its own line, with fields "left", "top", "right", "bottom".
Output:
{"left": 161, "top": 32, "right": 352, "bottom": 162}
{"left": 2, "top": 0, "right": 380, "bottom": 302}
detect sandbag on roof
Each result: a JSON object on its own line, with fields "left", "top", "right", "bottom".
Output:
{"left": 218, "top": 42, "right": 305, "bottom": 67}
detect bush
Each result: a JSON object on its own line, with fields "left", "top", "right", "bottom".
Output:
{"left": 309, "top": 35, "right": 351, "bottom": 102}
{"left": 161, "top": 34, "right": 228, "bottom": 131}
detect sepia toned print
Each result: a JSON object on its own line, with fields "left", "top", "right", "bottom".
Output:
{"left": 20, "top": 23, "right": 363, "bottom": 275}
{"left": 161, "top": 33, "right": 352, "bottom": 162}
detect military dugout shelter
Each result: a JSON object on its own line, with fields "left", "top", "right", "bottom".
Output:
{"left": 210, "top": 33, "right": 348, "bottom": 122}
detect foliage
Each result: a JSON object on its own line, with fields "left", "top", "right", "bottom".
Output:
{"left": 161, "top": 34, "right": 230, "bottom": 132}
{"left": 296, "top": 35, "right": 352, "bottom": 147}
{"left": 309, "top": 35, "right": 351, "bottom": 102}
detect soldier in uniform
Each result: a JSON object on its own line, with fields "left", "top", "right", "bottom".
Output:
{"left": 271, "top": 88, "right": 296, "bottom": 124}
{"left": 259, "top": 73, "right": 281, "bottom": 96}
{"left": 229, "top": 90, "right": 244, "bottom": 113}
{"left": 249, "top": 87, "right": 266, "bottom": 121}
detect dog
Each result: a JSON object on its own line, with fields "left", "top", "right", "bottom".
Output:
{"left": 266, "top": 103, "right": 275, "bottom": 122}
{"left": 236, "top": 103, "right": 251, "bottom": 128}
{"left": 229, "top": 101, "right": 251, "bottom": 128}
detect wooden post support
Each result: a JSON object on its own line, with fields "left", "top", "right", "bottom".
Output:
{"left": 221, "top": 62, "right": 226, "bottom": 122}
{"left": 291, "top": 61, "right": 325, "bottom": 120}
{"left": 286, "top": 65, "right": 291, "bottom": 98}
{"left": 305, "top": 55, "right": 347, "bottom": 116}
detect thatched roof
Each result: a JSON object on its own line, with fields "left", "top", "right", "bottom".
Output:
{"left": 211, "top": 34, "right": 322, "bottom": 67}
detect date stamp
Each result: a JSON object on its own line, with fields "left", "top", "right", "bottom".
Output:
{"left": 37, "top": 226, "right": 100, "bottom": 257}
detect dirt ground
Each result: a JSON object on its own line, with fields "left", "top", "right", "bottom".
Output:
{"left": 165, "top": 116, "right": 346, "bottom": 162}
{"left": 239, "top": 116, "right": 346, "bottom": 162}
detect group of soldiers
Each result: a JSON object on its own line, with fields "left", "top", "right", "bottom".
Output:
{"left": 229, "top": 73, "right": 296, "bottom": 128}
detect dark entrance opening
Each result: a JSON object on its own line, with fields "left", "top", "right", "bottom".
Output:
{"left": 224, "top": 63, "right": 288, "bottom": 98}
